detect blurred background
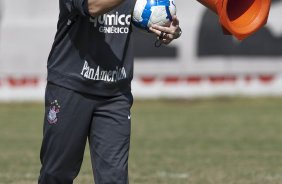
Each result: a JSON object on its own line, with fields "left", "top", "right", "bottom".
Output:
{"left": 0, "top": 0, "right": 282, "bottom": 184}
{"left": 0, "top": 0, "right": 282, "bottom": 100}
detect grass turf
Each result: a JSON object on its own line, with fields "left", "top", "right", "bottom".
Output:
{"left": 0, "top": 98, "right": 282, "bottom": 184}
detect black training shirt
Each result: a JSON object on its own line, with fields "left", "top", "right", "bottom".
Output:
{"left": 47, "top": 0, "right": 135, "bottom": 96}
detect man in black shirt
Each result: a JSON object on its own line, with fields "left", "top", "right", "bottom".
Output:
{"left": 39, "top": 0, "right": 182, "bottom": 183}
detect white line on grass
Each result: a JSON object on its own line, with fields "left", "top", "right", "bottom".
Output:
{"left": 156, "top": 171, "right": 189, "bottom": 179}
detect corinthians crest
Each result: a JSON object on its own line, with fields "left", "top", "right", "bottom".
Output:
{"left": 47, "top": 100, "right": 61, "bottom": 124}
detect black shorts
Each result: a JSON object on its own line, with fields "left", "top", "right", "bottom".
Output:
{"left": 39, "top": 82, "right": 133, "bottom": 184}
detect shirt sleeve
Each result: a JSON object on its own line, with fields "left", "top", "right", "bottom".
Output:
{"left": 64, "top": 0, "right": 90, "bottom": 16}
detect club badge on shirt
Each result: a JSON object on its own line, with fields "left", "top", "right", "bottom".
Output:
{"left": 47, "top": 100, "right": 61, "bottom": 125}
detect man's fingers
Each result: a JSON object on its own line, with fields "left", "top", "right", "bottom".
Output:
{"left": 150, "top": 27, "right": 169, "bottom": 37}
{"left": 149, "top": 27, "right": 162, "bottom": 36}
{"left": 151, "top": 25, "right": 174, "bottom": 34}
{"left": 150, "top": 27, "right": 174, "bottom": 40}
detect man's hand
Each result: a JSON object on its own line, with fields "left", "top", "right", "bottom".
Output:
{"left": 149, "top": 15, "right": 182, "bottom": 45}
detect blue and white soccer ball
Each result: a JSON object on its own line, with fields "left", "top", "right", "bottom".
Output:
{"left": 132, "top": 0, "right": 176, "bottom": 31}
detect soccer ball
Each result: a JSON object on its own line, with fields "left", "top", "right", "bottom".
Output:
{"left": 132, "top": 0, "right": 176, "bottom": 31}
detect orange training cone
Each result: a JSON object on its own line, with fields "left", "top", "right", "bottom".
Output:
{"left": 196, "top": 0, "right": 271, "bottom": 40}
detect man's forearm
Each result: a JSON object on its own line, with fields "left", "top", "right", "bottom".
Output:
{"left": 88, "top": 0, "right": 126, "bottom": 16}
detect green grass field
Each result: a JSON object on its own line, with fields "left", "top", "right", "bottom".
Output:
{"left": 1, "top": 98, "right": 282, "bottom": 184}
